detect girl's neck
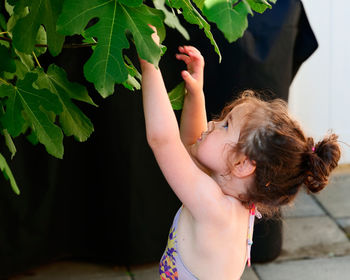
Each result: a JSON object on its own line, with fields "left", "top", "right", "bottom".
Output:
{"left": 190, "top": 154, "right": 253, "bottom": 200}
{"left": 212, "top": 172, "right": 252, "bottom": 201}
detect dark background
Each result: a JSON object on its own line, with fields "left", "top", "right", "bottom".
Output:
{"left": 0, "top": 0, "right": 317, "bottom": 277}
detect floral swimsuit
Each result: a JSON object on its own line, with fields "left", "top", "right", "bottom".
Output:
{"left": 159, "top": 205, "right": 260, "bottom": 280}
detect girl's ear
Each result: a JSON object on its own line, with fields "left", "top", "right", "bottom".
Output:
{"left": 232, "top": 156, "right": 256, "bottom": 178}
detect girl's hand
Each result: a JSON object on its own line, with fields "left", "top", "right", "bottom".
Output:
{"left": 176, "top": 46, "right": 204, "bottom": 96}
{"left": 139, "top": 25, "right": 160, "bottom": 69}
{"left": 149, "top": 24, "right": 160, "bottom": 46}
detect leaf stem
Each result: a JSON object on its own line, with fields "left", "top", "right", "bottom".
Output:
{"left": 32, "top": 51, "right": 42, "bottom": 68}
{"left": 0, "top": 36, "right": 11, "bottom": 43}
{"left": 62, "top": 42, "right": 98, "bottom": 48}
{"left": 0, "top": 36, "right": 97, "bottom": 49}
{"left": 0, "top": 77, "right": 10, "bottom": 86}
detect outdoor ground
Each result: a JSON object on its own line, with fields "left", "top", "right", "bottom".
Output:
{"left": 8, "top": 165, "right": 350, "bottom": 280}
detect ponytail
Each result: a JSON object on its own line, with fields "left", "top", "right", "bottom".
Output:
{"left": 304, "top": 134, "right": 341, "bottom": 193}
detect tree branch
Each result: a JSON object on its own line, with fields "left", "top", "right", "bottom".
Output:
{"left": 0, "top": 36, "right": 97, "bottom": 48}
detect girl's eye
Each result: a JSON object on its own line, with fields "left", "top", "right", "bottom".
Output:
{"left": 223, "top": 122, "right": 228, "bottom": 129}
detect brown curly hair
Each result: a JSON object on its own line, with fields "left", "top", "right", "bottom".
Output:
{"left": 216, "top": 91, "right": 341, "bottom": 216}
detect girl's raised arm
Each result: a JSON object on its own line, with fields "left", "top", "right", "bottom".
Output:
{"left": 177, "top": 46, "right": 208, "bottom": 147}
{"left": 140, "top": 52, "right": 180, "bottom": 148}
{"left": 139, "top": 28, "right": 227, "bottom": 222}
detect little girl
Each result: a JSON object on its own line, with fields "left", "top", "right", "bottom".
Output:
{"left": 139, "top": 28, "right": 341, "bottom": 280}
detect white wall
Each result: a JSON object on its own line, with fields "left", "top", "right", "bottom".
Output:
{"left": 289, "top": 0, "right": 350, "bottom": 163}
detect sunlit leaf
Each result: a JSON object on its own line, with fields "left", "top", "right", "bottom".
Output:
{"left": 3, "top": 129, "right": 16, "bottom": 159}
{"left": 15, "top": 50, "right": 35, "bottom": 71}
{"left": 34, "top": 65, "right": 95, "bottom": 142}
{"left": 57, "top": 1, "right": 165, "bottom": 97}
{"left": 4, "top": 59, "right": 31, "bottom": 82}
{"left": 0, "top": 83, "right": 25, "bottom": 137}
{"left": 34, "top": 25, "right": 48, "bottom": 56}
{"left": 192, "top": 0, "right": 205, "bottom": 10}
{"left": 5, "top": 0, "right": 28, "bottom": 32}
{"left": 122, "top": 56, "right": 141, "bottom": 91}
{"left": 117, "top": 0, "right": 142, "bottom": 7}
{"left": 0, "top": 152, "right": 20, "bottom": 195}
{"left": 167, "top": 0, "right": 221, "bottom": 62}
{"left": 0, "top": 100, "right": 17, "bottom": 159}
{"left": 247, "top": 0, "right": 272, "bottom": 13}
{"left": 154, "top": 0, "right": 190, "bottom": 40}
{"left": 0, "top": 73, "right": 64, "bottom": 158}
{"left": 168, "top": 81, "right": 185, "bottom": 110}
{"left": 203, "top": 0, "right": 252, "bottom": 43}
{"left": 11, "top": 0, "right": 64, "bottom": 56}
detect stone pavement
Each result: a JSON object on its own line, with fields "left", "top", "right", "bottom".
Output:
{"left": 9, "top": 166, "right": 350, "bottom": 280}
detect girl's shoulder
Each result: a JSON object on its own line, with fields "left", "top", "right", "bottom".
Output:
{"left": 187, "top": 195, "right": 249, "bottom": 230}
{"left": 224, "top": 195, "right": 250, "bottom": 224}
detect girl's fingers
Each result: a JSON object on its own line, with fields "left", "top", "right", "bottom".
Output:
{"left": 148, "top": 25, "right": 159, "bottom": 45}
{"left": 181, "top": 71, "right": 202, "bottom": 93}
{"left": 179, "top": 45, "right": 199, "bottom": 54}
{"left": 184, "top": 46, "right": 202, "bottom": 57}
{"left": 148, "top": 24, "right": 157, "bottom": 32}
{"left": 179, "top": 46, "right": 200, "bottom": 56}
{"left": 182, "top": 70, "right": 201, "bottom": 85}
{"left": 177, "top": 51, "right": 203, "bottom": 65}
{"left": 176, "top": 53, "right": 191, "bottom": 65}
{"left": 178, "top": 46, "right": 204, "bottom": 65}
{"left": 181, "top": 70, "right": 194, "bottom": 84}
{"left": 184, "top": 46, "right": 201, "bottom": 55}
{"left": 177, "top": 45, "right": 204, "bottom": 80}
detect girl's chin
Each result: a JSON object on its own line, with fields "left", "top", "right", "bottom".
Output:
{"left": 189, "top": 144, "right": 199, "bottom": 159}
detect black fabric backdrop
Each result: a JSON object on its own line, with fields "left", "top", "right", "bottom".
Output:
{"left": 0, "top": 0, "right": 317, "bottom": 277}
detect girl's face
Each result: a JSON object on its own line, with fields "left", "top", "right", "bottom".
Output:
{"left": 190, "top": 103, "right": 251, "bottom": 175}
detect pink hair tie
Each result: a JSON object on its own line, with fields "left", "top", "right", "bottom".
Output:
{"left": 312, "top": 146, "right": 315, "bottom": 152}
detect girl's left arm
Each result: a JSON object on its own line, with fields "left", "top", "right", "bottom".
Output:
{"left": 139, "top": 26, "right": 180, "bottom": 146}
{"left": 140, "top": 58, "right": 180, "bottom": 147}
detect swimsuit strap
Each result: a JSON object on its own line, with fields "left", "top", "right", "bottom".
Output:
{"left": 246, "top": 203, "right": 262, "bottom": 267}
